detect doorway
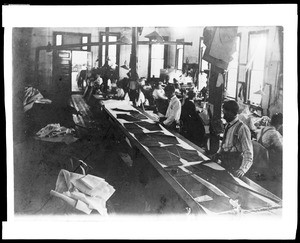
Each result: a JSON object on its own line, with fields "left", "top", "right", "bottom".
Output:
{"left": 71, "top": 51, "right": 91, "bottom": 93}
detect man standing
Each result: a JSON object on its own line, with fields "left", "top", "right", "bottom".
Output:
{"left": 159, "top": 84, "right": 181, "bottom": 131}
{"left": 212, "top": 100, "right": 253, "bottom": 178}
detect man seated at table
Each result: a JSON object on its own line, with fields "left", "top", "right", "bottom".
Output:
{"left": 159, "top": 84, "right": 181, "bottom": 131}
{"left": 152, "top": 81, "right": 169, "bottom": 115}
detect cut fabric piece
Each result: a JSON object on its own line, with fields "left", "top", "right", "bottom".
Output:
{"left": 50, "top": 169, "right": 115, "bottom": 215}
{"left": 111, "top": 108, "right": 135, "bottom": 112}
{"left": 148, "top": 146, "right": 183, "bottom": 167}
{"left": 116, "top": 113, "right": 141, "bottom": 122}
{"left": 135, "top": 121, "right": 163, "bottom": 131}
{"left": 123, "top": 123, "right": 144, "bottom": 134}
{"left": 134, "top": 133, "right": 161, "bottom": 147}
{"left": 129, "top": 110, "right": 148, "bottom": 120}
{"left": 147, "top": 132, "right": 179, "bottom": 145}
{"left": 134, "top": 132, "right": 179, "bottom": 147}
{"left": 166, "top": 145, "right": 204, "bottom": 162}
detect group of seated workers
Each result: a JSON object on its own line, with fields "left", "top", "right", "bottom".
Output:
{"left": 80, "top": 68, "right": 283, "bottom": 181}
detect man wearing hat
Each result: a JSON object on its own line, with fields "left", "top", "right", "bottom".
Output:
{"left": 212, "top": 100, "right": 253, "bottom": 178}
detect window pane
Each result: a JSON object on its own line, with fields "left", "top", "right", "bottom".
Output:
{"left": 227, "top": 68, "right": 237, "bottom": 97}
{"left": 226, "top": 36, "right": 240, "bottom": 98}
{"left": 151, "top": 44, "right": 164, "bottom": 59}
{"left": 249, "top": 70, "right": 264, "bottom": 104}
{"left": 82, "top": 36, "right": 88, "bottom": 43}
{"left": 109, "top": 45, "right": 117, "bottom": 64}
{"left": 151, "top": 59, "right": 164, "bottom": 77}
{"left": 177, "top": 48, "right": 183, "bottom": 70}
{"left": 109, "top": 36, "right": 117, "bottom": 42}
{"left": 56, "top": 35, "right": 62, "bottom": 46}
{"left": 248, "top": 32, "right": 267, "bottom": 104}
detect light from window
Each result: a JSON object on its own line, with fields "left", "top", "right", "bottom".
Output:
{"left": 56, "top": 35, "right": 62, "bottom": 46}
{"left": 226, "top": 36, "right": 240, "bottom": 98}
{"left": 101, "top": 35, "right": 118, "bottom": 65}
{"left": 248, "top": 32, "right": 267, "bottom": 105}
{"left": 108, "top": 36, "right": 117, "bottom": 65}
{"left": 176, "top": 44, "right": 183, "bottom": 70}
{"left": 151, "top": 44, "right": 164, "bottom": 77}
{"left": 200, "top": 39, "right": 209, "bottom": 71}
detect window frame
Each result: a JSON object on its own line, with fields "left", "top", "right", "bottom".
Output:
{"left": 245, "top": 29, "right": 269, "bottom": 105}
{"left": 98, "top": 31, "right": 121, "bottom": 69}
{"left": 175, "top": 38, "right": 184, "bottom": 71}
{"left": 53, "top": 31, "right": 91, "bottom": 51}
{"left": 147, "top": 36, "right": 169, "bottom": 79}
{"left": 224, "top": 33, "right": 241, "bottom": 99}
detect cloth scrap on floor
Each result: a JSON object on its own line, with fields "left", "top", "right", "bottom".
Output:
{"left": 50, "top": 169, "right": 115, "bottom": 215}
{"left": 23, "top": 86, "right": 52, "bottom": 112}
{"left": 35, "top": 123, "right": 78, "bottom": 144}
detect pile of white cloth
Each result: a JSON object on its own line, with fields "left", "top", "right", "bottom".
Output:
{"left": 36, "top": 123, "right": 74, "bottom": 138}
{"left": 50, "top": 169, "right": 115, "bottom": 215}
{"left": 35, "top": 123, "right": 78, "bottom": 144}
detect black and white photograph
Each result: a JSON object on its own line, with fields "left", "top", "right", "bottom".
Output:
{"left": 2, "top": 4, "right": 298, "bottom": 240}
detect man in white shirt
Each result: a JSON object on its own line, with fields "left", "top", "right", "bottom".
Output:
{"left": 159, "top": 84, "right": 181, "bottom": 131}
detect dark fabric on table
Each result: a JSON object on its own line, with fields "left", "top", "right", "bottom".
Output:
{"left": 172, "top": 168, "right": 233, "bottom": 213}
{"left": 147, "top": 132, "right": 179, "bottom": 145}
{"left": 186, "top": 163, "right": 272, "bottom": 210}
{"left": 135, "top": 121, "right": 163, "bottom": 131}
{"left": 123, "top": 123, "right": 144, "bottom": 134}
{"left": 116, "top": 113, "right": 141, "bottom": 122}
{"left": 129, "top": 110, "right": 148, "bottom": 120}
{"left": 112, "top": 108, "right": 135, "bottom": 112}
{"left": 147, "top": 146, "right": 183, "bottom": 167}
{"left": 166, "top": 145, "right": 204, "bottom": 162}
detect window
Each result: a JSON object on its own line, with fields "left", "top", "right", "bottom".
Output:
{"left": 147, "top": 36, "right": 168, "bottom": 79}
{"left": 55, "top": 34, "right": 62, "bottom": 46}
{"left": 53, "top": 32, "right": 91, "bottom": 51}
{"left": 99, "top": 32, "right": 120, "bottom": 68}
{"left": 225, "top": 35, "right": 241, "bottom": 98}
{"left": 175, "top": 39, "right": 184, "bottom": 70}
{"left": 246, "top": 31, "right": 268, "bottom": 105}
{"left": 150, "top": 44, "right": 165, "bottom": 77}
{"left": 81, "top": 36, "right": 88, "bottom": 51}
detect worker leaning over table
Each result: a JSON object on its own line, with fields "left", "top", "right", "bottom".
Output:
{"left": 158, "top": 83, "right": 181, "bottom": 131}
{"left": 211, "top": 100, "right": 253, "bottom": 178}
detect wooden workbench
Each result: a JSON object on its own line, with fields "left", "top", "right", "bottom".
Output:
{"left": 100, "top": 99, "right": 282, "bottom": 215}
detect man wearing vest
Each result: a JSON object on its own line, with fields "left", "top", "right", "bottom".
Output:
{"left": 212, "top": 100, "right": 253, "bottom": 178}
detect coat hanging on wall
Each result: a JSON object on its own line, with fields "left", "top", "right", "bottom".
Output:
{"left": 203, "top": 26, "right": 238, "bottom": 71}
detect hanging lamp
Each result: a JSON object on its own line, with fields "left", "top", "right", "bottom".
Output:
{"left": 144, "top": 28, "right": 164, "bottom": 43}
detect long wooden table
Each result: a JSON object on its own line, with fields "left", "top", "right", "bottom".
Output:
{"left": 100, "top": 99, "right": 282, "bottom": 215}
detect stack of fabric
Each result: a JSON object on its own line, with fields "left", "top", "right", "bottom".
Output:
{"left": 50, "top": 169, "right": 115, "bottom": 215}
{"left": 35, "top": 123, "right": 78, "bottom": 144}
{"left": 23, "top": 86, "right": 52, "bottom": 112}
